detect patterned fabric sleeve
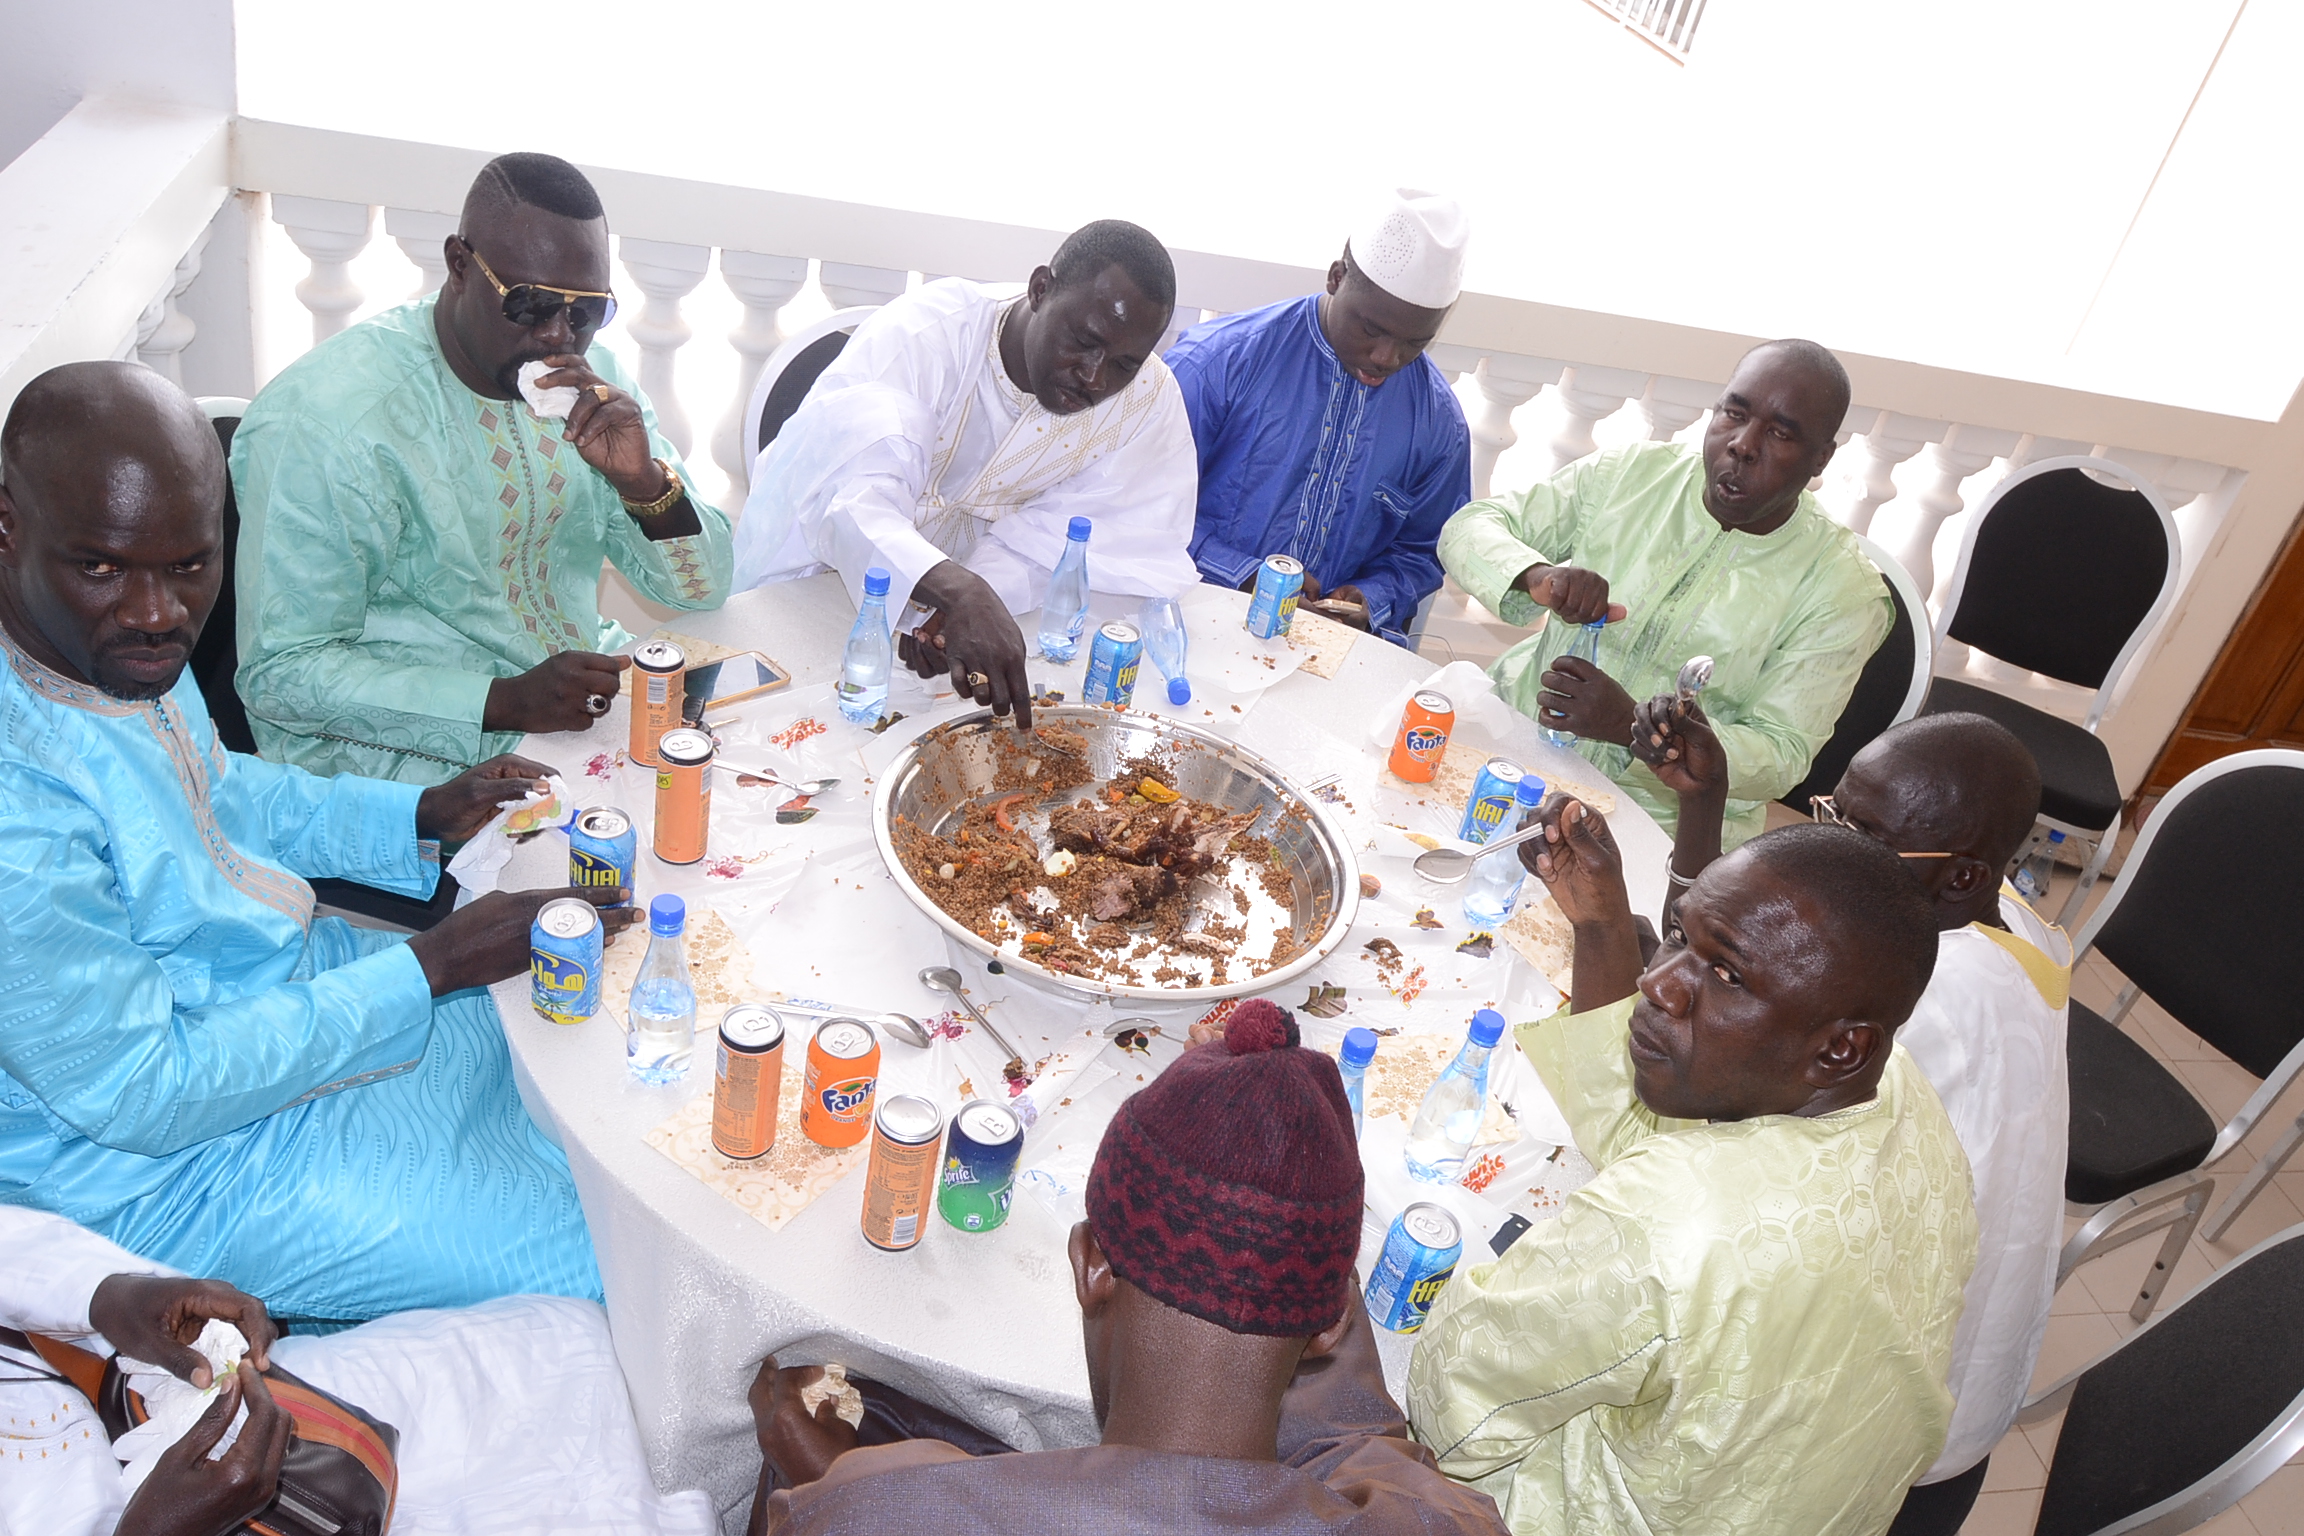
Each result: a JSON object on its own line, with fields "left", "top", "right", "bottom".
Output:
{"left": 592, "top": 347, "right": 734, "bottom": 616}
{"left": 219, "top": 751, "right": 434, "bottom": 898}
{"left": 1438, "top": 449, "right": 1623, "bottom": 628}
{"left": 1342, "top": 392, "right": 1470, "bottom": 635}
{"left": 1706, "top": 549, "right": 1893, "bottom": 808}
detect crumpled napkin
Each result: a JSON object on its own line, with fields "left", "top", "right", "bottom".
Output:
{"left": 518, "top": 359, "right": 579, "bottom": 421}
{"left": 1365, "top": 659, "right": 1519, "bottom": 751}
{"left": 113, "top": 1319, "right": 248, "bottom": 1493}
{"left": 445, "top": 773, "right": 574, "bottom": 896}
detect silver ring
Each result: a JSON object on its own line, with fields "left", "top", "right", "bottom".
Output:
{"left": 583, "top": 693, "right": 610, "bottom": 716}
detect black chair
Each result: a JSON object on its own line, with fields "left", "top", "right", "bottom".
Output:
{"left": 2014, "top": 1220, "right": 2304, "bottom": 1535}
{"left": 740, "top": 306, "right": 880, "bottom": 474}
{"left": 1780, "top": 534, "right": 1933, "bottom": 809}
{"left": 1922, "top": 456, "right": 2179, "bottom": 925}
{"left": 2058, "top": 751, "right": 2304, "bottom": 1322}
{"left": 193, "top": 398, "right": 457, "bottom": 933}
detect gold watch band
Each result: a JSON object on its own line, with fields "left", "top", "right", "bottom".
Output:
{"left": 622, "top": 458, "right": 685, "bottom": 518}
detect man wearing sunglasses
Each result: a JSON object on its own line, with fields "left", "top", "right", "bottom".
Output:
{"left": 232, "top": 152, "right": 733, "bottom": 785}
{"left": 1626, "top": 699, "right": 2070, "bottom": 1536}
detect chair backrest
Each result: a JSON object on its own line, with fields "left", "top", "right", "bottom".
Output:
{"left": 742, "top": 306, "right": 881, "bottom": 473}
{"left": 2073, "top": 750, "right": 2304, "bottom": 1081}
{"left": 1933, "top": 456, "right": 2179, "bottom": 728}
{"left": 189, "top": 397, "right": 258, "bottom": 755}
{"left": 2030, "top": 1221, "right": 2304, "bottom": 1536}
{"left": 1778, "top": 535, "right": 1933, "bottom": 809}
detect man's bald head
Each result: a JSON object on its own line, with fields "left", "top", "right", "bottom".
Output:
{"left": 1740, "top": 824, "right": 1941, "bottom": 1027}
{"left": 1833, "top": 713, "right": 2042, "bottom": 929}
{"left": 1739, "top": 338, "right": 1852, "bottom": 441}
{"left": 0, "top": 361, "right": 225, "bottom": 699}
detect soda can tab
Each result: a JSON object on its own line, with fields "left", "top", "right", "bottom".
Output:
{"left": 861, "top": 1094, "right": 945, "bottom": 1251}
{"left": 1245, "top": 554, "right": 1304, "bottom": 640}
{"left": 711, "top": 1005, "right": 787, "bottom": 1160}
{"left": 1364, "top": 1202, "right": 1463, "bottom": 1333}
{"left": 1081, "top": 621, "right": 1143, "bottom": 707}
{"left": 630, "top": 639, "right": 686, "bottom": 769}
{"left": 938, "top": 1099, "right": 1024, "bottom": 1233}
{"left": 530, "top": 897, "right": 603, "bottom": 1024}
{"left": 1457, "top": 759, "right": 1526, "bottom": 845}
{"left": 653, "top": 727, "right": 714, "bottom": 865}
{"left": 567, "top": 807, "right": 636, "bottom": 905}
{"left": 1387, "top": 690, "right": 1454, "bottom": 783}
{"left": 802, "top": 1019, "right": 881, "bottom": 1149}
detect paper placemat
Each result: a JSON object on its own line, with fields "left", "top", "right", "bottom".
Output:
{"left": 1323, "top": 1031, "right": 1517, "bottom": 1145}
{"left": 1501, "top": 893, "right": 1576, "bottom": 996}
{"left": 1427, "top": 749, "right": 1617, "bottom": 817}
{"left": 644, "top": 1085, "right": 872, "bottom": 1233}
{"left": 1284, "top": 606, "right": 1360, "bottom": 680}
{"left": 598, "top": 908, "right": 757, "bottom": 1034}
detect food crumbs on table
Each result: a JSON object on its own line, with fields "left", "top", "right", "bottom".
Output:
{"left": 1230, "top": 705, "right": 1242, "bottom": 713}
{"left": 1410, "top": 907, "right": 1443, "bottom": 930}
{"left": 1456, "top": 932, "right": 1496, "bottom": 958}
{"left": 1359, "top": 873, "right": 1382, "bottom": 898}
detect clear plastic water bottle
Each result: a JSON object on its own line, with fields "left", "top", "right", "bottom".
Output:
{"left": 627, "top": 894, "right": 696, "bottom": 1084}
{"left": 1036, "top": 517, "right": 1094, "bottom": 661}
{"left": 1339, "top": 1027, "right": 1378, "bottom": 1140}
{"left": 1541, "top": 619, "right": 1608, "bottom": 748}
{"left": 837, "top": 567, "right": 893, "bottom": 724}
{"left": 1463, "top": 774, "right": 1546, "bottom": 929}
{"left": 1138, "top": 594, "right": 1192, "bottom": 705}
{"left": 2013, "top": 829, "right": 2064, "bottom": 903}
{"left": 1405, "top": 1008, "right": 1506, "bottom": 1183}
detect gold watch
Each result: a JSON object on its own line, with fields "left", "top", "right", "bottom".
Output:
{"left": 621, "top": 458, "right": 684, "bottom": 518}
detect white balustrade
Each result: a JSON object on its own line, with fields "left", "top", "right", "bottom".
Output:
{"left": 1544, "top": 364, "right": 1647, "bottom": 475}
{"left": 1835, "top": 410, "right": 1944, "bottom": 536}
{"left": 713, "top": 250, "right": 811, "bottom": 496}
{"left": 271, "top": 194, "right": 376, "bottom": 346}
{"left": 818, "top": 262, "right": 909, "bottom": 311}
{"left": 1637, "top": 374, "right": 1717, "bottom": 441}
{"left": 133, "top": 225, "right": 212, "bottom": 385}
{"left": 1468, "top": 354, "right": 1563, "bottom": 498}
{"left": 385, "top": 208, "right": 457, "bottom": 297}
{"left": 1902, "top": 425, "right": 2023, "bottom": 601}
{"left": 1426, "top": 343, "right": 1484, "bottom": 384}
{"left": 618, "top": 237, "right": 712, "bottom": 458}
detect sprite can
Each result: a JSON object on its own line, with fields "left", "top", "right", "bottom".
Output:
{"left": 1364, "top": 1202, "right": 1462, "bottom": 1333}
{"left": 938, "top": 1099, "right": 1023, "bottom": 1232}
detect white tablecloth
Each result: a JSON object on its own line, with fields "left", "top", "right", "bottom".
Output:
{"left": 487, "top": 576, "right": 1670, "bottom": 1528}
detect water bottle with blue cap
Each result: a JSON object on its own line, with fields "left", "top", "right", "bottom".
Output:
{"left": 1541, "top": 618, "right": 1608, "bottom": 747}
{"left": 1036, "top": 517, "right": 1094, "bottom": 661}
{"left": 838, "top": 567, "right": 893, "bottom": 724}
{"left": 1340, "top": 1026, "right": 1378, "bottom": 1139}
{"left": 1405, "top": 1008, "right": 1507, "bottom": 1183}
{"left": 627, "top": 894, "right": 696, "bottom": 1084}
{"left": 1139, "top": 595, "right": 1193, "bottom": 705}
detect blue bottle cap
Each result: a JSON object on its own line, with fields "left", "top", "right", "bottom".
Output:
{"left": 649, "top": 894, "right": 686, "bottom": 935}
{"left": 1583, "top": 617, "right": 1607, "bottom": 630}
{"left": 2046, "top": 830, "right": 2065, "bottom": 843}
{"left": 1515, "top": 773, "right": 1548, "bottom": 805}
{"left": 1468, "top": 1008, "right": 1506, "bottom": 1047}
{"left": 1341, "top": 1026, "right": 1378, "bottom": 1068}
{"left": 862, "top": 567, "right": 891, "bottom": 597}
{"left": 1167, "top": 676, "right": 1191, "bottom": 705}
{"left": 1066, "top": 516, "right": 1092, "bottom": 541}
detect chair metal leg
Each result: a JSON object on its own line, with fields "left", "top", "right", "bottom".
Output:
{"left": 2203, "top": 1109, "right": 2304, "bottom": 1243}
{"left": 2129, "top": 1183, "right": 2210, "bottom": 1323}
{"left": 2056, "top": 826, "right": 2117, "bottom": 928}
{"left": 2059, "top": 1172, "right": 2214, "bottom": 1290}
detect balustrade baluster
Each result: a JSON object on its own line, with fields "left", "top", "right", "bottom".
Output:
{"left": 1425, "top": 344, "right": 1483, "bottom": 384}
{"left": 713, "top": 250, "right": 811, "bottom": 497}
{"left": 385, "top": 208, "right": 458, "bottom": 297}
{"left": 134, "top": 226, "right": 213, "bottom": 386}
{"left": 1468, "top": 354, "right": 1563, "bottom": 499}
{"left": 1636, "top": 374, "right": 1717, "bottom": 441}
{"left": 1836, "top": 411, "right": 1943, "bottom": 536}
{"left": 818, "top": 262, "right": 909, "bottom": 311}
{"left": 1901, "top": 425, "right": 2022, "bottom": 602}
{"left": 1545, "top": 365, "right": 1647, "bottom": 474}
{"left": 271, "top": 195, "right": 376, "bottom": 347}
{"left": 618, "top": 237, "right": 712, "bottom": 458}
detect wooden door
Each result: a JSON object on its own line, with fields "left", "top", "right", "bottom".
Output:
{"left": 2145, "top": 502, "right": 2304, "bottom": 796}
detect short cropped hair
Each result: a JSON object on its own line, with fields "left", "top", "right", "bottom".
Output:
{"left": 1048, "top": 219, "right": 1176, "bottom": 310}
{"left": 1869, "top": 711, "right": 2042, "bottom": 868}
{"left": 1743, "top": 823, "right": 1939, "bottom": 1028}
{"left": 461, "top": 152, "right": 605, "bottom": 233}
{"left": 1746, "top": 337, "right": 1852, "bottom": 440}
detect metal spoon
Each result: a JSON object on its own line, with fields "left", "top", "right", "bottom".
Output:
{"left": 1412, "top": 819, "right": 1553, "bottom": 885}
{"left": 764, "top": 998, "right": 933, "bottom": 1049}
{"left": 733, "top": 767, "right": 842, "bottom": 796}
{"left": 918, "top": 966, "right": 1027, "bottom": 1073}
{"left": 1103, "top": 1015, "right": 1158, "bottom": 1039}
{"left": 1676, "top": 654, "right": 1715, "bottom": 703}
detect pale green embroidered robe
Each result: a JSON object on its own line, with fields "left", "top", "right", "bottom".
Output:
{"left": 231, "top": 297, "right": 733, "bottom": 783}
{"left": 1407, "top": 1000, "right": 1976, "bottom": 1536}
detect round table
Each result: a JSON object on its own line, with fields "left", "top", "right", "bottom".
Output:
{"left": 486, "top": 575, "right": 1670, "bottom": 1524}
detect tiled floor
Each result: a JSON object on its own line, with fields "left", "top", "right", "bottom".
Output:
{"left": 1955, "top": 856, "right": 2304, "bottom": 1536}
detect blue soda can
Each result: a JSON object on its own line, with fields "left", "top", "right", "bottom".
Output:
{"left": 1365, "top": 1202, "right": 1463, "bottom": 1333}
{"left": 1457, "top": 759, "right": 1527, "bottom": 845}
{"left": 1245, "top": 554, "right": 1305, "bottom": 639}
{"left": 938, "top": 1099, "right": 1024, "bottom": 1232}
{"left": 567, "top": 807, "right": 635, "bottom": 906}
{"left": 530, "top": 896, "right": 602, "bottom": 1024}
{"left": 1082, "top": 621, "right": 1143, "bottom": 706}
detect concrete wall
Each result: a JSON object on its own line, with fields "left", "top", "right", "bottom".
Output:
{"left": 0, "top": 0, "right": 235, "bottom": 172}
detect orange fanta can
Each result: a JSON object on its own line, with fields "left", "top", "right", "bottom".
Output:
{"left": 1388, "top": 690, "right": 1454, "bottom": 783}
{"left": 802, "top": 1019, "right": 881, "bottom": 1149}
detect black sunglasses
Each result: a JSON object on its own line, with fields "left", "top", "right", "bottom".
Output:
{"left": 459, "top": 240, "right": 618, "bottom": 332}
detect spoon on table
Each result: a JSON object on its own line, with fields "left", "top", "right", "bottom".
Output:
{"left": 918, "top": 966, "right": 1028, "bottom": 1076}
{"left": 1412, "top": 819, "right": 1553, "bottom": 886}
{"left": 734, "top": 767, "right": 842, "bottom": 796}
{"left": 764, "top": 997, "right": 933, "bottom": 1049}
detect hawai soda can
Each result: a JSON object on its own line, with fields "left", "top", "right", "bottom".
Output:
{"left": 1364, "top": 1202, "right": 1463, "bottom": 1333}
{"left": 710, "top": 1005, "right": 786, "bottom": 1160}
{"left": 653, "top": 727, "right": 714, "bottom": 865}
{"left": 1457, "top": 759, "right": 1526, "bottom": 845}
{"left": 802, "top": 1019, "right": 881, "bottom": 1148}
{"left": 529, "top": 897, "right": 603, "bottom": 1024}
{"left": 567, "top": 807, "right": 636, "bottom": 905}
{"left": 860, "top": 1095, "right": 945, "bottom": 1251}
{"left": 1081, "top": 621, "right": 1143, "bottom": 707}
{"left": 1245, "top": 554, "right": 1305, "bottom": 639}
{"left": 937, "top": 1099, "right": 1024, "bottom": 1233}
{"left": 1387, "top": 690, "right": 1454, "bottom": 783}
{"left": 630, "top": 639, "right": 686, "bottom": 768}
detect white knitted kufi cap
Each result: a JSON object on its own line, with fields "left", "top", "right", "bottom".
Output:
{"left": 1347, "top": 188, "right": 1469, "bottom": 309}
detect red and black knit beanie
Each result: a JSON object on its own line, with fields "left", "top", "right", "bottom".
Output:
{"left": 1085, "top": 999, "right": 1364, "bottom": 1337}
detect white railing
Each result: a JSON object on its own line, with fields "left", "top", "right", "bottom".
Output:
{"left": 3, "top": 102, "right": 2291, "bottom": 796}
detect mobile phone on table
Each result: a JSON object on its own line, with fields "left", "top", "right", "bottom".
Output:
{"left": 681, "top": 650, "right": 790, "bottom": 724}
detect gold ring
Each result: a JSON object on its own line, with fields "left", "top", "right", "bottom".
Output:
{"left": 593, "top": 384, "right": 613, "bottom": 402}
{"left": 967, "top": 672, "right": 989, "bottom": 690}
